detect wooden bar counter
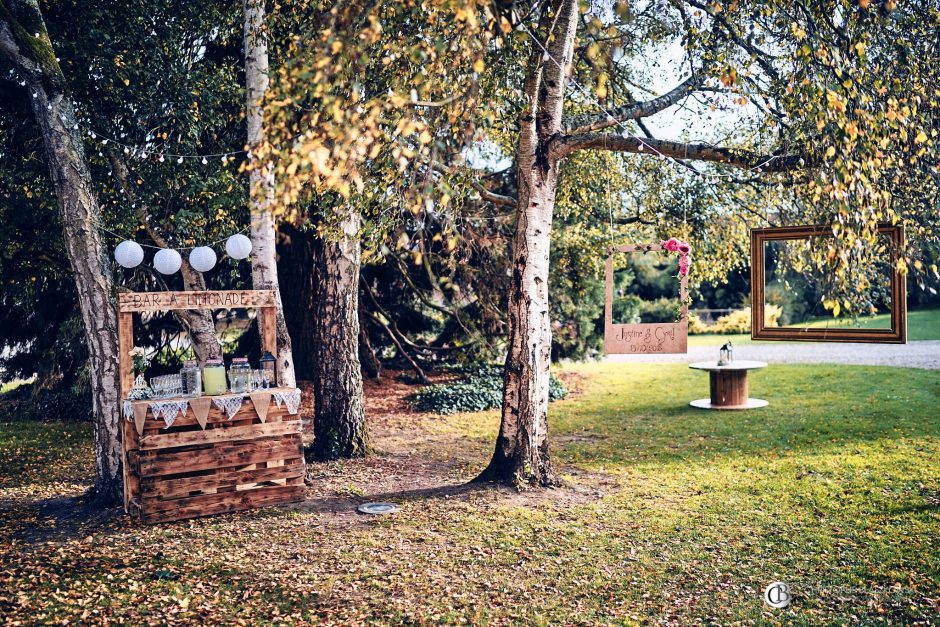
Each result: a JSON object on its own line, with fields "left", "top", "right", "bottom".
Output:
{"left": 122, "top": 388, "right": 305, "bottom": 524}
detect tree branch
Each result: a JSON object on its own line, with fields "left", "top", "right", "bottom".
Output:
{"left": 430, "top": 160, "right": 517, "bottom": 207}
{"left": 551, "top": 133, "right": 806, "bottom": 172}
{"left": 562, "top": 74, "right": 702, "bottom": 134}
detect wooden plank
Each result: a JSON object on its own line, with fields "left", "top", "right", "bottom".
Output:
{"left": 118, "top": 307, "right": 137, "bottom": 515}
{"left": 140, "top": 420, "right": 300, "bottom": 451}
{"left": 139, "top": 436, "right": 302, "bottom": 477}
{"left": 117, "top": 311, "right": 134, "bottom": 397}
{"left": 118, "top": 290, "right": 275, "bottom": 313}
{"left": 144, "top": 406, "right": 292, "bottom": 435}
{"left": 122, "top": 418, "right": 140, "bottom": 511}
{"left": 141, "top": 484, "right": 305, "bottom": 521}
{"left": 258, "top": 306, "right": 277, "bottom": 357}
{"left": 141, "top": 461, "right": 305, "bottom": 499}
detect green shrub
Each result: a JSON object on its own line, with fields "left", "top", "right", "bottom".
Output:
{"left": 700, "top": 305, "right": 783, "bottom": 334}
{"left": 4, "top": 386, "right": 92, "bottom": 422}
{"left": 688, "top": 315, "right": 711, "bottom": 335}
{"left": 611, "top": 294, "right": 642, "bottom": 324}
{"left": 639, "top": 297, "right": 680, "bottom": 323}
{"left": 408, "top": 363, "right": 568, "bottom": 415}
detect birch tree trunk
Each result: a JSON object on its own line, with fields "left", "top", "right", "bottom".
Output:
{"left": 0, "top": 1, "right": 123, "bottom": 504}
{"left": 306, "top": 208, "right": 369, "bottom": 460}
{"left": 477, "top": 0, "right": 579, "bottom": 487}
{"left": 243, "top": 0, "right": 295, "bottom": 387}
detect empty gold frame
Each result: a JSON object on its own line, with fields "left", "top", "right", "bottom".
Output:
{"left": 750, "top": 224, "right": 906, "bottom": 343}
{"left": 604, "top": 243, "right": 688, "bottom": 355}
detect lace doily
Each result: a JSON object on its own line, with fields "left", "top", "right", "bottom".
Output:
{"left": 272, "top": 388, "right": 302, "bottom": 415}
{"left": 212, "top": 395, "right": 244, "bottom": 420}
{"left": 123, "top": 388, "right": 302, "bottom": 429}
{"left": 149, "top": 400, "right": 189, "bottom": 428}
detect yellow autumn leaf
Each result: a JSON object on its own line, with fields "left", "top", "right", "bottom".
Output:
{"left": 473, "top": 58, "right": 485, "bottom": 73}
{"left": 825, "top": 146, "right": 836, "bottom": 158}
{"left": 914, "top": 130, "right": 928, "bottom": 143}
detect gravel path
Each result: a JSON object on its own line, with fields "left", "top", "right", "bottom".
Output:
{"left": 605, "top": 340, "right": 940, "bottom": 370}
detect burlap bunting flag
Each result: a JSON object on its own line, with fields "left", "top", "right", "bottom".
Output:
{"left": 189, "top": 397, "right": 212, "bottom": 429}
{"left": 132, "top": 403, "right": 149, "bottom": 435}
{"left": 249, "top": 391, "right": 272, "bottom": 423}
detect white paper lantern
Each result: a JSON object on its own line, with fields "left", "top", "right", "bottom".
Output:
{"left": 188, "top": 246, "right": 217, "bottom": 273}
{"left": 225, "top": 233, "right": 252, "bottom": 260}
{"left": 114, "top": 240, "right": 144, "bottom": 269}
{"left": 153, "top": 248, "right": 182, "bottom": 275}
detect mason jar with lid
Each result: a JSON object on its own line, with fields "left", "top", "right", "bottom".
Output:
{"left": 202, "top": 359, "right": 227, "bottom": 396}
{"left": 229, "top": 357, "right": 251, "bottom": 394}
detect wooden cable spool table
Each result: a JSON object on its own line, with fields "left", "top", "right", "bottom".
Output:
{"left": 688, "top": 360, "right": 768, "bottom": 410}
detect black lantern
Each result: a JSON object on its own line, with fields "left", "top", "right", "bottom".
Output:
{"left": 718, "top": 341, "right": 734, "bottom": 366}
{"left": 260, "top": 351, "right": 277, "bottom": 388}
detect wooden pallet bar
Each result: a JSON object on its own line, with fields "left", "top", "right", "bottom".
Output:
{"left": 118, "top": 290, "right": 306, "bottom": 524}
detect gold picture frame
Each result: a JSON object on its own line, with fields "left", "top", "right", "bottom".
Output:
{"left": 750, "top": 224, "right": 906, "bottom": 343}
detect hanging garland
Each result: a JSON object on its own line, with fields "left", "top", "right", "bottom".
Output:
{"left": 113, "top": 232, "right": 252, "bottom": 275}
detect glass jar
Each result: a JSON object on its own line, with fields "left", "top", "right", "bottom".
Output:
{"left": 202, "top": 359, "right": 227, "bottom": 396}
{"left": 180, "top": 360, "right": 202, "bottom": 397}
{"left": 228, "top": 358, "right": 251, "bottom": 394}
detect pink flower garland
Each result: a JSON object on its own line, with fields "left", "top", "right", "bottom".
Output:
{"left": 660, "top": 237, "right": 692, "bottom": 276}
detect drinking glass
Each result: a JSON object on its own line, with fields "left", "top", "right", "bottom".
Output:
{"left": 250, "top": 369, "right": 264, "bottom": 391}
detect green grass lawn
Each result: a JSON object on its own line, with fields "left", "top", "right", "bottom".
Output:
{"left": 1, "top": 363, "right": 938, "bottom": 623}
{"left": 690, "top": 304, "right": 940, "bottom": 346}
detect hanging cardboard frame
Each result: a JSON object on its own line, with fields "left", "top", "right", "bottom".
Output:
{"left": 750, "top": 224, "right": 906, "bottom": 343}
{"left": 605, "top": 243, "right": 688, "bottom": 354}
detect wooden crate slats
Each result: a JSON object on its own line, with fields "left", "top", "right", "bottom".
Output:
{"left": 138, "top": 435, "right": 301, "bottom": 477}
{"left": 141, "top": 483, "right": 304, "bottom": 515}
{"left": 139, "top": 419, "right": 301, "bottom": 451}
{"left": 140, "top": 484, "right": 306, "bottom": 524}
{"left": 140, "top": 461, "right": 305, "bottom": 499}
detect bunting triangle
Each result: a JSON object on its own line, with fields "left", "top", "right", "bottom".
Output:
{"left": 132, "top": 403, "right": 149, "bottom": 435}
{"left": 189, "top": 397, "right": 212, "bottom": 429}
{"left": 249, "top": 391, "right": 272, "bottom": 423}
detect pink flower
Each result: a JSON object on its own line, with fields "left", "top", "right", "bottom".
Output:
{"left": 662, "top": 237, "right": 680, "bottom": 252}
{"left": 677, "top": 242, "right": 691, "bottom": 255}
{"left": 678, "top": 255, "right": 690, "bottom": 276}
